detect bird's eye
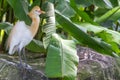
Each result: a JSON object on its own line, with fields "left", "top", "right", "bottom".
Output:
{"left": 34, "top": 9, "right": 41, "bottom": 15}
{"left": 35, "top": 10, "right": 38, "bottom": 12}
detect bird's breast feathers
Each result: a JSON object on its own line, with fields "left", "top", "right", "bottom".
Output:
{"left": 10, "top": 21, "right": 33, "bottom": 47}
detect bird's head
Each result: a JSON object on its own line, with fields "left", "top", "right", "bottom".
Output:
{"left": 28, "top": 6, "right": 45, "bottom": 18}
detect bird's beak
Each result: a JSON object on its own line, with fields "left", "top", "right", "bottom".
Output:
{"left": 38, "top": 9, "right": 45, "bottom": 14}
{"left": 40, "top": 10, "right": 45, "bottom": 14}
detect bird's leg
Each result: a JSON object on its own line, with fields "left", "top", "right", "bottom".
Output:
{"left": 22, "top": 48, "right": 32, "bottom": 69}
{"left": 18, "top": 50, "right": 22, "bottom": 65}
{"left": 21, "top": 48, "right": 29, "bottom": 80}
{"left": 18, "top": 48, "right": 29, "bottom": 80}
{"left": 18, "top": 48, "right": 23, "bottom": 66}
{"left": 22, "top": 47, "right": 27, "bottom": 67}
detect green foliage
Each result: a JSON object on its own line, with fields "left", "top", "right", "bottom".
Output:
{"left": 77, "top": 23, "right": 120, "bottom": 54}
{"left": 0, "top": 0, "right": 9, "bottom": 20}
{"left": 70, "top": 0, "right": 95, "bottom": 24}
{"left": 0, "top": 22, "right": 13, "bottom": 34}
{"left": 109, "top": 0, "right": 119, "bottom": 7}
{"left": 26, "top": 39, "right": 45, "bottom": 53}
{"left": 49, "top": 0, "right": 75, "bottom": 17}
{"left": 75, "top": 0, "right": 115, "bottom": 8}
{"left": 42, "top": 2, "right": 56, "bottom": 49}
{"left": 45, "top": 33, "right": 78, "bottom": 79}
{"left": 56, "top": 10, "right": 113, "bottom": 56}
{"left": 7, "top": 0, "right": 31, "bottom": 25}
{"left": 1, "top": 0, "right": 120, "bottom": 79}
{"left": 29, "top": 0, "right": 41, "bottom": 10}
{"left": 95, "top": 6, "right": 120, "bottom": 23}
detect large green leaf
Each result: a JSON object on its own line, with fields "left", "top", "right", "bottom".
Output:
{"left": 26, "top": 39, "right": 45, "bottom": 53}
{"left": 49, "top": 0, "right": 75, "bottom": 17}
{"left": 55, "top": 10, "right": 113, "bottom": 56}
{"left": 75, "top": 0, "right": 112, "bottom": 8}
{"left": 7, "top": 0, "right": 31, "bottom": 25}
{"left": 95, "top": 6, "right": 120, "bottom": 23}
{"left": 94, "top": 8, "right": 110, "bottom": 17}
{"left": 45, "top": 33, "right": 79, "bottom": 79}
{"left": 74, "top": 0, "right": 91, "bottom": 7}
{"left": 0, "top": 22, "right": 13, "bottom": 34}
{"left": 42, "top": 2, "right": 56, "bottom": 49}
{"left": 0, "top": 0, "right": 9, "bottom": 20}
{"left": 29, "top": 0, "right": 41, "bottom": 10}
{"left": 109, "top": 0, "right": 119, "bottom": 7}
{"left": 70, "top": 0, "right": 95, "bottom": 24}
{"left": 78, "top": 23, "right": 120, "bottom": 53}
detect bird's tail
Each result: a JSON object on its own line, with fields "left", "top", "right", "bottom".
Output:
{"left": 8, "top": 45, "right": 18, "bottom": 55}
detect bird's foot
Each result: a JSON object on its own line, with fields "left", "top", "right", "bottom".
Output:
{"left": 17, "top": 63, "right": 32, "bottom": 70}
{"left": 17, "top": 63, "right": 27, "bottom": 80}
{"left": 17, "top": 63, "right": 24, "bottom": 69}
{"left": 24, "top": 63, "right": 32, "bottom": 70}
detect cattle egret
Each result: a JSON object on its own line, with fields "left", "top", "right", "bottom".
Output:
{"left": 6, "top": 6, "right": 45, "bottom": 66}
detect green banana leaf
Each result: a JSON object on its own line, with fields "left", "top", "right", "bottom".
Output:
{"left": 26, "top": 39, "right": 45, "bottom": 53}
{"left": 0, "top": 22, "right": 13, "bottom": 34}
{"left": 70, "top": 0, "right": 95, "bottom": 24}
{"left": 55, "top": 10, "right": 113, "bottom": 56}
{"left": 78, "top": 23, "right": 120, "bottom": 54}
{"left": 95, "top": 6, "right": 120, "bottom": 23}
{"left": 7, "top": 0, "right": 31, "bottom": 25}
{"left": 42, "top": 2, "right": 56, "bottom": 49}
{"left": 45, "top": 33, "right": 79, "bottom": 80}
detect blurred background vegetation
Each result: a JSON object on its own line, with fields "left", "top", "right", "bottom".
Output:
{"left": 1, "top": 0, "right": 120, "bottom": 79}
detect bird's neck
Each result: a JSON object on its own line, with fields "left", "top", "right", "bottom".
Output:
{"left": 30, "top": 16, "right": 40, "bottom": 37}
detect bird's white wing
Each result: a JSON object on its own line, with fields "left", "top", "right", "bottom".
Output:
{"left": 7, "top": 21, "right": 32, "bottom": 55}
{"left": 12, "top": 21, "right": 30, "bottom": 40}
